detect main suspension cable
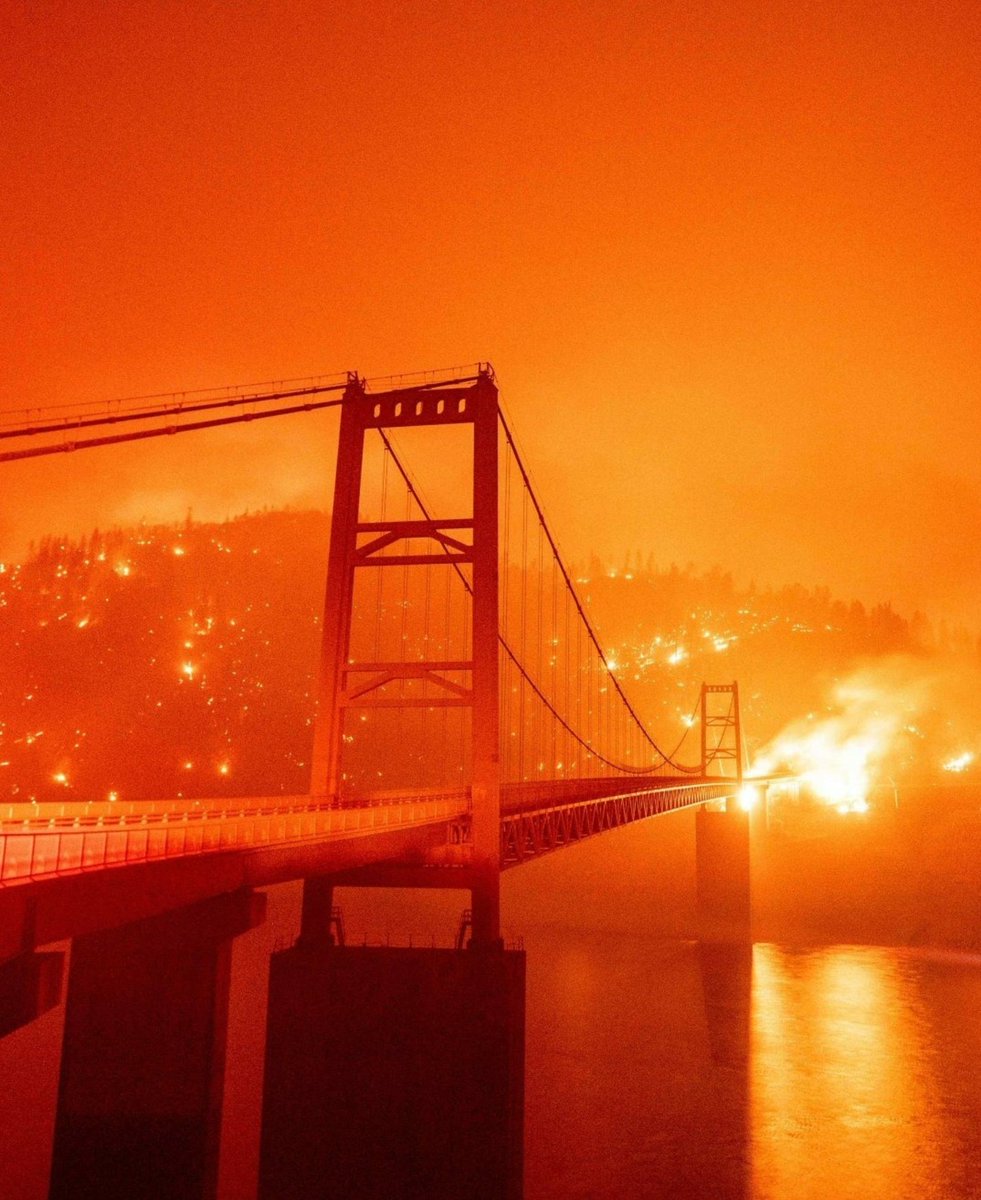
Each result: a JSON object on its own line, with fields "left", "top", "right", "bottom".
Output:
{"left": 377, "top": 421, "right": 700, "bottom": 775}
{"left": 496, "top": 406, "right": 701, "bottom": 772}
{"left": 0, "top": 381, "right": 348, "bottom": 441}
{"left": 0, "top": 392, "right": 345, "bottom": 463}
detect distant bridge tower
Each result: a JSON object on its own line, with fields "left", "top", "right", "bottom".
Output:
{"left": 700, "top": 682, "right": 743, "bottom": 785}
{"left": 697, "top": 681, "right": 751, "bottom": 941}
{"left": 310, "top": 367, "right": 501, "bottom": 945}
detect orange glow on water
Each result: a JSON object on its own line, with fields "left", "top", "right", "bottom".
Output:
{"left": 751, "top": 947, "right": 946, "bottom": 1198}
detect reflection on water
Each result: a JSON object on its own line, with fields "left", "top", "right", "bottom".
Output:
{"left": 752, "top": 946, "right": 980, "bottom": 1200}
{"left": 524, "top": 937, "right": 981, "bottom": 1200}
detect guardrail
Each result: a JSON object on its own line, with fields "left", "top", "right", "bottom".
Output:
{"left": 0, "top": 789, "right": 472, "bottom": 826}
{"left": 0, "top": 795, "right": 469, "bottom": 887}
{"left": 0, "top": 775, "right": 772, "bottom": 887}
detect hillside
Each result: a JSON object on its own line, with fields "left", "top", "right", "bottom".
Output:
{"left": 0, "top": 511, "right": 975, "bottom": 802}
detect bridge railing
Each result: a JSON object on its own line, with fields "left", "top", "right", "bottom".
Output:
{"left": 0, "top": 788, "right": 471, "bottom": 826}
{"left": 500, "top": 779, "right": 739, "bottom": 867}
{"left": 0, "top": 795, "right": 468, "bottom": 888}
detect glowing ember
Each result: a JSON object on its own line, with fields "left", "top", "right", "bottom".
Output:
{"left": 942, "top": 752, "right": 974, "bottom": 773}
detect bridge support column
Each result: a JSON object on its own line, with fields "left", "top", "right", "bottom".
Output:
{"left": 0, "top": 895, "right": 65, "bottom": 1039}
{"left": 297, "top": 873, "right": 335, "bottom": 946}
{"left": 470, "top": 862, "right": 502, "bottom": 950}
{"left": 260, "top": 941, "right": 525, "bottom": 1200}
{"left": 49, "top": 889, "right": 265, "bottom": 1200}
{"left": 696, "top": 808, "right": 752, "bottom": 943}
{"left": 0, "top": 947, "right": 65, "bottom": 1039}
{"left": 0, "top": 942, "right": 70, "bottom": 1200}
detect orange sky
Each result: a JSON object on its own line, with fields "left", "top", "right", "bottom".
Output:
{"left": 2, "top": 1, "right": 979, "bottom": 624}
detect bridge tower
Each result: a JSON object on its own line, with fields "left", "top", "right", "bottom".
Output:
{"left": 264, "top": 370, "right": 523, "bottom": 1199}
{"left": 697, "top": 683, "right": 751, "bottom": 942}
{"left": 700, "top": 682, "right": 743, "bottom": 789}
{"left": 310, "top": 366, "right": 501, "bottom": 945}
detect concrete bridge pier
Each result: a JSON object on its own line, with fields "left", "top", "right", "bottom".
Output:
{"left": 696, "top": 806, "right": 752, "bottom": 943}
{"left": 296, "top": 871, "right": 339, "bottom": 946}
{"left": 48, "top": 888, "right": 266, "bottom": 1200}
{"left": 260, "top": 890, "right": 525, "bottom": 1200}
{"left": 0, "top": 942, "right": 70, "bottom": 1200}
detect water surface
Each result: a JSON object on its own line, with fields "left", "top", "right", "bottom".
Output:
{"left": 523, "top": 936, "right": 981, "bottom": 1200}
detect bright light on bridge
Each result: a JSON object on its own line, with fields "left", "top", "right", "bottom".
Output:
{"left": 737, "top": 783, "right": 759, "bottom": 812}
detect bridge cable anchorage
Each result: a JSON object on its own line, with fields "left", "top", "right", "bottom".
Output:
{"left": 376, "top": 414, "right": 702, "bottom": 777}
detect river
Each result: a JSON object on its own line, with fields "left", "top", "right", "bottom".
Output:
{"left": 334, "top": 802, "right": 981, "bottom": 1200}
{"left": 332, "top": 801, "right": 981, "bottom": 1200}
{"left": 522, "top": 933, "right": 981, "bottom": 1200}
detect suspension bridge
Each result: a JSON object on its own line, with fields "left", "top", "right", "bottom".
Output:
{"left": 0, "top": 364, "right": 766, "bottom": 1200}
{"left": 0, "top": 366, "right": 750, "bottom": 945}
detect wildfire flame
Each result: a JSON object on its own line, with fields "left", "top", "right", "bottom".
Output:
{"left": 751, "top": 662, "right": 933, "bottom": 812}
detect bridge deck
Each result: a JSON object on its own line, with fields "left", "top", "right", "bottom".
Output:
{"left": 0, "top": 794, "right": 468, "bottom": 889}
{"left": 0, "top": 776, "right": 739, "bottom": 891}
{"left": 0, "top": 777, "right": 746, "bottom": 955}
